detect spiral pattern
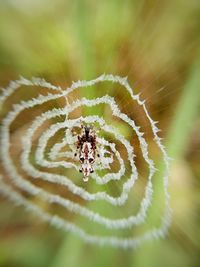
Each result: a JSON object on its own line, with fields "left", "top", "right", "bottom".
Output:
{"left": 0, "top": 74, "right": 171, "bottom": 249}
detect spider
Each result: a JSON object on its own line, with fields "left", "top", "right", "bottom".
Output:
{"left": 74, "top": 124, "right": 99, "bottom": 182}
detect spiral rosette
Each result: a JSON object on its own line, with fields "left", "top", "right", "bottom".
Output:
{"left": 0, "top": 74, "right": 172, "bottom": 249}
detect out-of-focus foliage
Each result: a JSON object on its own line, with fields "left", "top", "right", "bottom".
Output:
{"left": 0, "top": 1, "right": 199, "bottom": 267}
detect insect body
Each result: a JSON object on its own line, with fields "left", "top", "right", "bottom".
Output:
{"left": 75, "top": 125, "right": 97, "bottom": 182}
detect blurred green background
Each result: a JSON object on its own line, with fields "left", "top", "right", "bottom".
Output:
{"left": 0, "top": 1, "right": 200, "bottom": 267}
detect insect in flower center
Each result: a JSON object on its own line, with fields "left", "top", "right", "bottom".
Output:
{"left": 75, "top": 124, "right": 99, "bottom": 182}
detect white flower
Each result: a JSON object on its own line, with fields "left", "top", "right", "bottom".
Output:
{"left": 0, "top": 74, "right": 171, "bottom": 249}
